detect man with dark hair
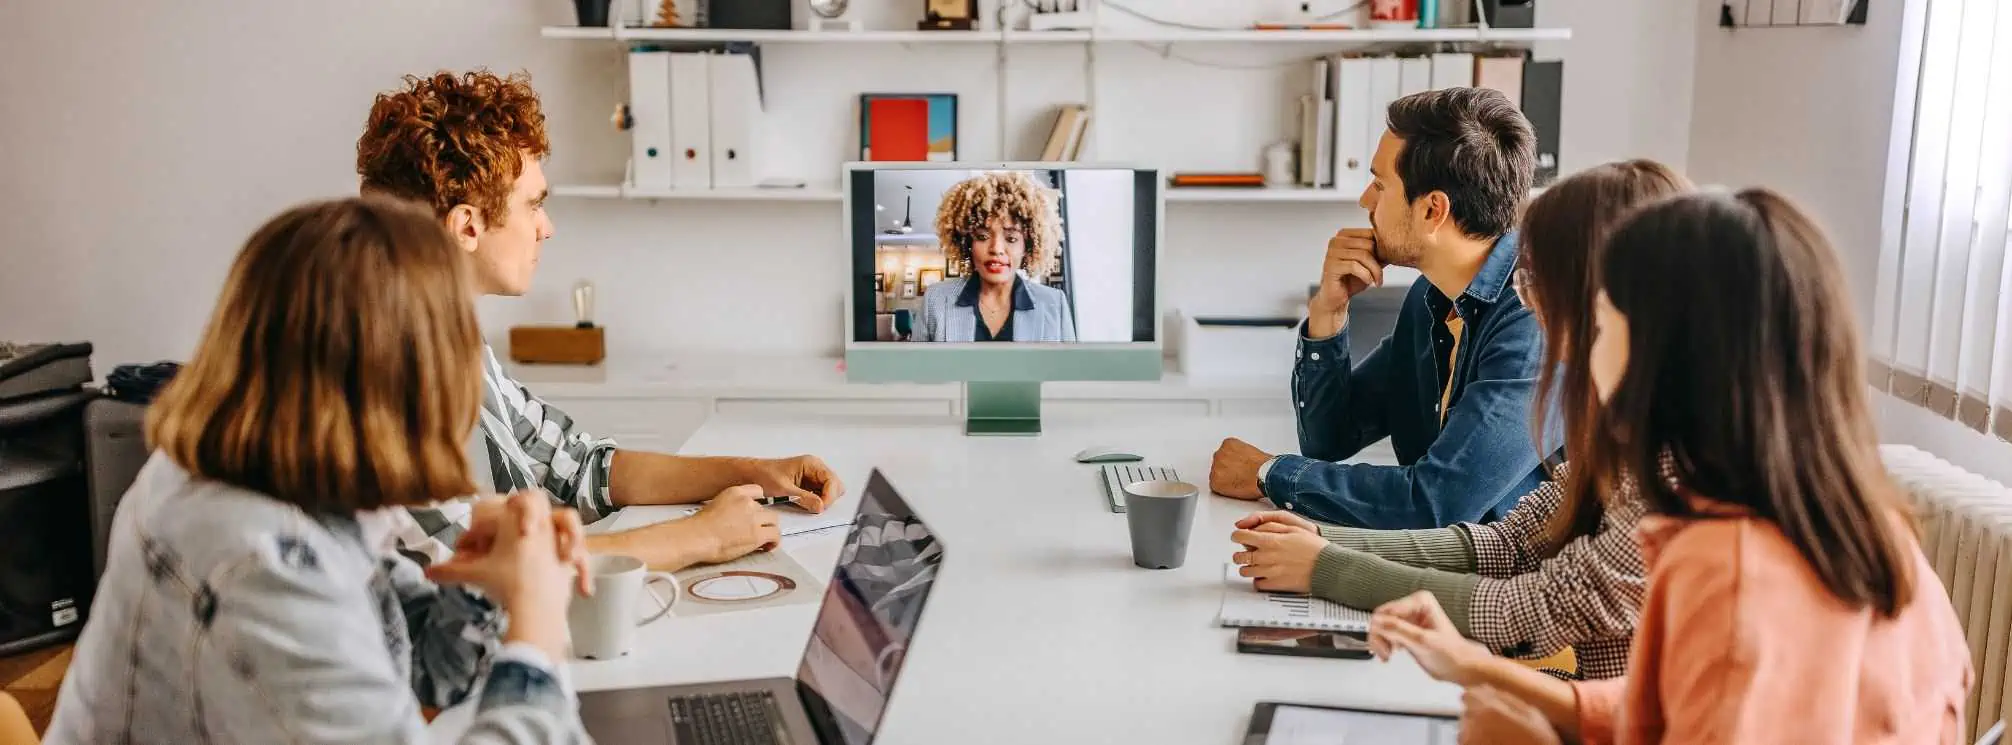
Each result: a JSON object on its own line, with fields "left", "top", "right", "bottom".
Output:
{"left": 1210, "top": 87, "right": 1549, "bottom": 530}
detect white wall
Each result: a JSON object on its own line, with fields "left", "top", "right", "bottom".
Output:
{"left": 1683, "top": 0, "right": 2012, "bottom": 484}
{"left": 0, "top": 0, "right": 1697, "bottom": 370}
{"left": 1058, "top": 169, "right": 1136, "bottom": 342}
{"left": 1686, "top": 0, "right": 1909, "bottom": 328}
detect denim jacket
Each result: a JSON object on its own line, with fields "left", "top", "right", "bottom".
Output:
{"left": 44, "top": 453, "right": 589, "bottom": 745}
{"left": 1263, "top": 231, "right": 1550, "bottom": 529}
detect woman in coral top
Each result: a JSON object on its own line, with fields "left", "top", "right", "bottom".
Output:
{"left": 1367, "top": 188, "right": 1973, "bottom": 744}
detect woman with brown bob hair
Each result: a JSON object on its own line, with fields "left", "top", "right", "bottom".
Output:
{"left": 1231, "top": 159, "right": 1688, "bottom": 681}
{"left": 45, "top": 197, "right": 593, "bottom": 744}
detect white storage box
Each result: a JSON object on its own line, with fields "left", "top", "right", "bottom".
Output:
{"left": 1177, "top": 310, "right": 1302, "bottom": 383}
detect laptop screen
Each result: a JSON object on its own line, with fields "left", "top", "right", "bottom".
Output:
{"left": 797, "top": 470, "right": 943, "bottom": 745}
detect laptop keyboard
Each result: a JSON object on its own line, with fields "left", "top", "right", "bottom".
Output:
{"left": 668, "top": 690, "right": 792, "bottom": 745}
{"left": 1101, "top": 464, "right": 1179, "bottom": 513}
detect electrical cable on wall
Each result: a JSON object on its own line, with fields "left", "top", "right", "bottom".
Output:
{"left": 1129, "top": 44, "right": 1309, "bottom": 70}
{"left": 1097, "top": 0, "right": 1369, "bottom": 31}
{"left": 1094, "top": 0, "right": 1374, "bottom": 70}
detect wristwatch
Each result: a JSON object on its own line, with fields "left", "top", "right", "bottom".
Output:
{"left": 1255, "top": 454, "right": 1283, "bottom": 498}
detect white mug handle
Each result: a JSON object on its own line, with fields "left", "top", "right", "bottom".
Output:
{"left": 636, "top": 573, "right": 678, "bottom": 627}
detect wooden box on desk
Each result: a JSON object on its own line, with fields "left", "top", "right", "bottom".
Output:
{"left": 508, "top": 325, "right": 604, "bottom": 365}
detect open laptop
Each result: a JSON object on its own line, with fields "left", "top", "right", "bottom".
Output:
{"left": 580, "top": 468, "right": 944, "bottom": 745}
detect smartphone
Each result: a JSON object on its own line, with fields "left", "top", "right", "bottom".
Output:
{"left": 1235, "top": 627, "right": 1373, "bottom": 660}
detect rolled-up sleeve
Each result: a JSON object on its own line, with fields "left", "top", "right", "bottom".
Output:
{"left": 502, "top": 389, "right": 618, "bottom": 522}
{"left": 480, "top": 348, "right": 619, "bottom": 523}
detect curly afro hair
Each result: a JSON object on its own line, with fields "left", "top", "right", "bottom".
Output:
{"left": 933, "top": 171, "right": 1062, "bottom": 282}
{"left": 356, "top": 69, "right": 549, "bottom": 226}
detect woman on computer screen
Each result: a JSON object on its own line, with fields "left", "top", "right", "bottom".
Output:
{"left": 916, "top": 171, "right": 1077, "bottom": 343}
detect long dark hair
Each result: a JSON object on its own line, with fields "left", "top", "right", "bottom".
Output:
{"left": 1519, "top": 160, "right": 1691, "bottom": 555}
{"left": 1586, "top": 188, "right": 1915, "bottom": 616}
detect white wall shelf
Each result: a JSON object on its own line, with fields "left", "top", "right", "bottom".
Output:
{"left": 540, "top": 26, "right": 1090, "bottom": 43}
{"left": 539, "top": 26, "right": 1569, "bottom": 45}
{"left": 547, "top": 21, "right": 1570, "bottom": 207}
{"left": 1165, "top": 187, "right": 1359, "bottom": 203}
{"left": 556, "top": 183, "right": 1382, "bottom": 204}
{"left": 1093, "top": 28, "right": 1572, "bottom": 44}
{"left": 552, "top": 184, "right": 844, "bottom": 201}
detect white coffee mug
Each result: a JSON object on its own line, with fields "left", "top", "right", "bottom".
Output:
{"left": 567, "top": 554, "right": 679, "bottom": 660}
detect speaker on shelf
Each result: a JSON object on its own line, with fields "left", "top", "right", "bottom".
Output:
{"left": 1480, "top": 0, "right": 1535, "bottom": 28}
{"left": 1522, "top": 60, "right": 1563, "bottom": 188}
{"left": 708, "top": 0, "right": 791, "bottom": 29}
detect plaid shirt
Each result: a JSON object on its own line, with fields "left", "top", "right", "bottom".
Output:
{"left": 1463, "top": 461, "right": 1649, "bottom": 680}
{"left": 394, "top": 345, "right": 619, "bottom": 565}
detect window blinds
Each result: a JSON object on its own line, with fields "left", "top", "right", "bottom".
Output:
{"left": 1872, "top": 0, "right": 2012, "bottom": 439}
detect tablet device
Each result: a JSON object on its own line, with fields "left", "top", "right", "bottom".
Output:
{"left": 1242, "top": 701, "right": 1458, "bottom": 745}
{"left": 1235, "top": 627, "right": 1373, "bottom": 660}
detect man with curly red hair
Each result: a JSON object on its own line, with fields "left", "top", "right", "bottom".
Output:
{"left": 356, "top": 69, "right": 841, "bottom": 571}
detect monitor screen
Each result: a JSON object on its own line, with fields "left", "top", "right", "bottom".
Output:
{"left": 848, "top": 166, "right": 1158, "bottom": 345}
{"left": 797, "top": 470, "right": 944, "bottom": 745}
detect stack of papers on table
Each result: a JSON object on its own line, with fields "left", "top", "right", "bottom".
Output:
{"left": 1218, "top": 564, "right": 1372, "bottom": 632}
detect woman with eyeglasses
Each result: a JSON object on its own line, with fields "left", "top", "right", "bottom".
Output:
{"left": 1231, "top": 159, "right": 1689, "bottom": 681}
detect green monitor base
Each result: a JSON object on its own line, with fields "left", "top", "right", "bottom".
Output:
{"left": 964, "top": 381, "right": 1042, "bottom": 436}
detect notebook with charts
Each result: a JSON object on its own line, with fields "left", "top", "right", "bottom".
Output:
{"left": 1219, "top": 564, "right": 1372, "bottom": 632}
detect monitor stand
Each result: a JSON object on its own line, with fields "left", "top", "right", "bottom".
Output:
{"left": 964, "top": 382, "right": 1041, "bottom": 436}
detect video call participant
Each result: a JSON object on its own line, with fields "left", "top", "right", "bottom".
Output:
{"left": 917, "top": 171, "right": 1076, "bottom": 343}
{"left": 355, "top": 70, "right": 842, "bottom": 571}
{"left": 1210, "top": 87, "right": 1547, "bottom": 531}
{"left": 1229, "top": 160, "right": 1693, "bottom": 682}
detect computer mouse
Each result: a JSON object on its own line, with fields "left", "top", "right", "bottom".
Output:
{"left": 1074, "top": 446, "right": 1144, "bottom": 464}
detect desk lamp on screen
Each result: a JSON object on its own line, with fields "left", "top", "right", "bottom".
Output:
{"left": 843, "top": 162, "right": 1164, "bottom": 436}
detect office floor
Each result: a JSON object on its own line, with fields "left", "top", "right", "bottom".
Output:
{"left": 1, "top": 644, "right": 68, "bottom": 736}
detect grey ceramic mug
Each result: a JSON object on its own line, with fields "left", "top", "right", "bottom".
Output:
{"left": 1123, "top": 480, "right": 1200, "bottom": 569}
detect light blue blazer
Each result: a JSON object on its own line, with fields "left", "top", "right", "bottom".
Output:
{"left": 918, "top": 275, "right": 1077, "bottom": 342}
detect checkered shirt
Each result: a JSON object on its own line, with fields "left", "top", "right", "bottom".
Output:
{"left": 1461, "top": 461, "right": 1649, "bottom": 680}
{"left": 394, "top": 345, "right": 619, "bottom": 565}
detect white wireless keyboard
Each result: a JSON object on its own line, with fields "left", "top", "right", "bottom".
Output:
{"left": 1100, "top": 464, "right": 1179, "bottom": 513}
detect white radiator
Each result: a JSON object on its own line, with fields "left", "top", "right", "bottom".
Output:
{"left": 1883, "top": 444, "right": 2012, "bottom": 742}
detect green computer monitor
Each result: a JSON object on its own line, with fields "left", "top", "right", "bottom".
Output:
{"left": 843, "top": 162, "right": 1165, "bottom": 435}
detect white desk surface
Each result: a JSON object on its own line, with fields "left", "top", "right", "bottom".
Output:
{"left": 503, "top": 354, "right": 1288, "bottom": 401}
{"left": 533, "top": 411, "right": 1458, "bottom": 744}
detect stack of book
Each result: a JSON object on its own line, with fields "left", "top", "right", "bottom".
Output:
{"left": 1036, "top": 104, "right": 1091, "bottom": 161}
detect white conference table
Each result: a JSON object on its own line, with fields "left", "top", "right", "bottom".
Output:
{"left": 443, "top": 411, "right": 1460, "bottom": 743}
